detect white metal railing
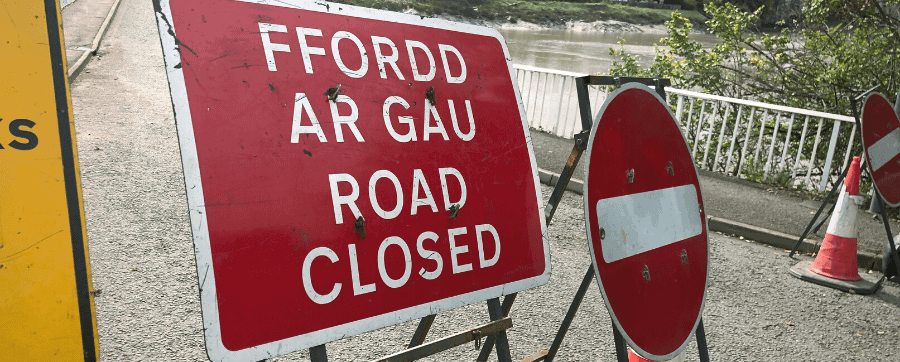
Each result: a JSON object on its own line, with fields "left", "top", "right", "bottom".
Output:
{"left": 514, "top": 64, "right": 858, "bottom": 193}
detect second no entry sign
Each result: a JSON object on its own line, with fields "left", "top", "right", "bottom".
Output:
{"left": 862, "top": 93, "right": 900, "bottom": 207}
{"left": 584, "top": 83, "right": 708, "bottom": 360}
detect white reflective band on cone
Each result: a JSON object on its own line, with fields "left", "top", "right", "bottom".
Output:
{"left": 629, "top": 347, "right": 687, "bottom": 362}
{"left": 826, "top": 184, "right": 858, "bottom": 239}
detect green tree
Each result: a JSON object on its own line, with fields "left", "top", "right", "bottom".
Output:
{"left": 609, "top": 0, "right": 900, "bottom": 185}
{"left": 612, "top": 0, "right": 900, "bottom": 117}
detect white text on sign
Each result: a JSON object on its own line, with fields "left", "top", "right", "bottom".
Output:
{"left": 255, "top": 23, "right": 499, "bottom": 305}
{"left": 257, "top": 22, "right": 477, "bottom": 144}
{"left": 258, "top": 23, "right": 466, "bottom": 82}
{"left": 301, "top": 224, "right": 501, "bottom": 305}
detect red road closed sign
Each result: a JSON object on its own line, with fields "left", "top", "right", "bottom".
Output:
{"left": 584, "top": 84, "right": 708, "bottom": 360}
{"left": 154, "top": 0, "right": 549, "bottom": 360}
{"left": 862, "top": 93, "right": 900, "bottom": 207}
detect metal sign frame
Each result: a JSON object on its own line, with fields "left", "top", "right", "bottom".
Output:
{"left": 152, "top": 0, "right": 549, "bottom": 360}
{"left": 525, "top": 76, "right": 711, "bottom": 362}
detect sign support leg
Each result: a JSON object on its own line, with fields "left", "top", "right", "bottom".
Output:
{"left": 876, "top": 188, "right": 900, "bottom": 278}
{"left": 611, "top": 325, "right": 629, "bottom": 362}
{"left": 476, "top": 293, "right": 517, "bottom": 362}
{"left": 542, "top": 265, "right": 595, "bottom": 362}
{"left": 611, "top": 318, "right": 711, "bottom": 362}
{"left": 408, "top": 314, "right": 437, "bottom": 348}
{"left": 309, "top": 344, "right": 328, "bottom": 362}
{"left": 696, "top": 318, "right": 710, "bottom": 362}
{"left": 486, "top": 298, "right": 514, "bottom": 362}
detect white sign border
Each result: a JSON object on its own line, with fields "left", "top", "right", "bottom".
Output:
{"left": 582, "top": 83, "right": 709, "bottom": 361}
{"left": 153, "top": 0, "right": 550, "bottom": 361}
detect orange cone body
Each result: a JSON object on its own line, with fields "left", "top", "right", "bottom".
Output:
{"left": 808, "top": 156, "right": 862, "bottom": 281}
{"left": 627, "top": 348, "right": 686, "bottom": 362}
{"left": 629, "top": 349, "right": 652, "bottom": 362}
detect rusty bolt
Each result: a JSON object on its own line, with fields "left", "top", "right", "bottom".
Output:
{"left": 642, "top": 265, "right": 651, "bottom": 282}
{"left": 681, "top": 249, "right": 688, "bottom": 264}
{"left": 627, "top": 169, "right": 635, "bottom": 183}
{"left": 473, "top": 330, "right": 482, "bottom": 350}
{"left": 353, "top": 216, "right": 365, "bottom": 239}
{"left": 599, "top": 228, "right": 606, "bottom": 240}
{"left": 323, "top": 84, "right": 341, "bottom": 102}
{"left": 426, "top": 86, "right": 436, "bottom": 106}
{"left": 667, "top": 161, "right": 674, "bottom": 176}
{"left": 449, "top": 204, "right": 460, "bottom": 220}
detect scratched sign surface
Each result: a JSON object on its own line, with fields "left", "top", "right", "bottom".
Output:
{"left": 153, "top": 0, "right": 549, "bottom": 360}
{"left": 1, "top": 0, "right": 98, "bottom": 360}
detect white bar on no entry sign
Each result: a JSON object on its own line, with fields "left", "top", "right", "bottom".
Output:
{"left": 595, "top": 184, "right": 702, "bottom": 263}
{"left": 868, "top": 128, "right": 900, "bottom": 172}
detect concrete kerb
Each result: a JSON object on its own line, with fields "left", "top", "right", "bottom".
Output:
{"left": 67, "top": 0, "right": 123, "bottom": 82}
{"left": 536, "top": 168, "right": 885, "bottom": 271}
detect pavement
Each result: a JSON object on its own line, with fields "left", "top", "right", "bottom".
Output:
{"left": 56, "top": 0, "right": 900, "bottom": 360}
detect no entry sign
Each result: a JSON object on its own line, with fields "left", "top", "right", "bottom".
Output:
{"left": 862, "top": 93, "right": 900, "bottom": 207}
{"left": 153, "top": 0, "right": 549, "bottom": 360}
{"left": 583, "top": 84, "right": 708, "bottom": 360}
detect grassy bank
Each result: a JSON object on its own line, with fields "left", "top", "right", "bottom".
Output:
{"left": 327, "top": 0, "right": 706, "bottom": 27}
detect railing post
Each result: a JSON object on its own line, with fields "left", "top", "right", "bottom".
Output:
{"left": 819, "top": 122, "right": 842, "bottom": 192}
{"left": 525, "top": 70, "right": 537, "bottom": 125}
{"left": 675, "top": 95, "right": 685, "bottom": 125}
{"left": 840, "top": 123, "right": 858, "bottom": 176}
{"left": 553, "top": 76, "right": 568, "bottom": 137}
{"left": 684, "top": 98, "right": 696, "bottom": 136}
{"left": 779, "top": 113, "right": 796, "bottom": 170}
{"left": 737, "top": 107, "right": 757, "bottom": 177}
{"left": 712, "top": 103, "right": 733, "bottom": 172}
{"left": 763, "top": 112, "right": 782, "bottom": 181}
{"left": 805, "top": 118, "right": 825, "bottom": 189}
{"left": 691, "top": 100, "right": 707, "bottom": 157}
{"left": 724, "top": 105, "right": 744, "bottom": 174}
{"left": 701, "top": 101, "right": 720, "bottom": 169}
{"left": 753, "top": 109, "right": 769, "bottom": 167}
{"left": 791, "top": 115, "right": 811, "bottom": 180}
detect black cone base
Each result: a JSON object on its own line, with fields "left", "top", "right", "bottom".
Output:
{"left": 789, "top": 261, "right": 880, "bottom": 295}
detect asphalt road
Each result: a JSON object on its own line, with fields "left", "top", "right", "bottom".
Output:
{"left": 69, "top": 0, "right": 900, "bottom": 360}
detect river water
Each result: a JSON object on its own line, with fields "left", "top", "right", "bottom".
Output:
{"left": 497, "top": 27, "right": 720, "bottom": 75}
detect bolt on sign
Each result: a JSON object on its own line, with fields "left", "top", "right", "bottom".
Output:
{"left": 584, "top": 84, "right": 708, "bottom": 361}
{"left": 862, "top": 93, "right": 900, "bottom": 207}
{"left": 152, "top": 0, "right": 550, "bottom": 360}
{"left": 0, "top": 0, "right": 99, "bottom": 361}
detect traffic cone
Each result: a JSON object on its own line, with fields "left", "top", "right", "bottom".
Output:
{"left": 627, "top": 347, "right": 685, "bottom": 362}
{"left": 789, "top": 156, "right": 878, "bottom": 294}
{"left": 809, "top": 156, "right": 862, "bottom": 281}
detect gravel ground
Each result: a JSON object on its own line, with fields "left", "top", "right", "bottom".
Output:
{"left": 70, "top": 0, "right": 900, "bottom": 360}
